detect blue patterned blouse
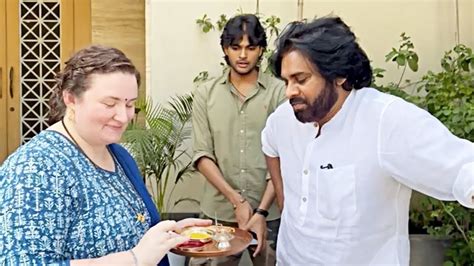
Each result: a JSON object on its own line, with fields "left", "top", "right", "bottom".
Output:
{"left": 0, "top": 131, "right": 152, "bottom": 265}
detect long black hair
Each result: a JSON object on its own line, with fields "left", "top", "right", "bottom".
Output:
{"left": 270, "top": 16, "right": 372, "bottom": 91}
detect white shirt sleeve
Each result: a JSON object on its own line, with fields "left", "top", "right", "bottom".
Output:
{"left": 261, "top": 112, "right": 279, "bottom": 158}
{"left": 378, "top": 98, "right": 474, "bottom": 208}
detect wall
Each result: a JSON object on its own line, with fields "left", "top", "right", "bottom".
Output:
{"left": 148, "top": 0, "right": 473, "bottom": 102}
{"left": 147, "top": 0, "right": 474, "bottom": 213}
{"left": 301, "top": 0, "right": 474, "bottom": 86}
{"left": 92, "top": 0, "right": 146, "bottom": 96}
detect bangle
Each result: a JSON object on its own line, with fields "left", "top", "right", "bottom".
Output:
{"left": 129, "top": 249, "right": 138, "bottom": 266}
{"left": 253, "top": 208, "right": 269, "bottom": 218}
{"left": 232, "top": 197, "right": 247, "bottom": 209}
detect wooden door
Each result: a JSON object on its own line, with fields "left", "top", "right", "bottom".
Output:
{"left": 0, "top": 0, "right": 7, "bottom": 162}
{"left": 5, "top": 0, "right": 20, "bottom": 159}
{"left": 0, "top": 0, "right": 90, "bottom": 163}
{"left": 0, "top": 0, "right": 8, "bottom": 163}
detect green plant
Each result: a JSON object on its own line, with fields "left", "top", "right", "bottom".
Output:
{"left": 373, "top": 33, "right": 423, "bottom": 106}
{"left": 414, "top": 44, "right": 474, "bottom": 266}
{"left": 196, "top": 14, "right": 214, "bottom": 33}
{"left": 374, "top": 34, "right": 474, "bottom": 266}
{"left": 123, "top": 94, "right": 194, "bottom": 218}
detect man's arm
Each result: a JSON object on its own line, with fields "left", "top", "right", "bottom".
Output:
{"left": 191, "top": 86, "right": 253, "bottom": 227}
{"left": 380, "top": 99, "right": 474, "bottom": 208}
{"left": 242, "top": 178, "right": 276, "bottom": 257}
{"left": 265, "top": 155, "right": 284, "bottom": 211}
{"left": 195, "top": 157, "right": 252, "bottom": 215}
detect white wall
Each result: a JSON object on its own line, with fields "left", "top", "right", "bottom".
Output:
{"left": 300, "top": 0, "right": 473, "bottom": 85}
{"left": 146, "top": 0, "right": 473, "bottom": 213}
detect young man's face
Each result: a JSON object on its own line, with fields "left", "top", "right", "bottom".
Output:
{"left": 224, "top": 34, "right": 263, "bottom": 76}
{"left": 280, "top": 50, "right": 338, "bottom": 123}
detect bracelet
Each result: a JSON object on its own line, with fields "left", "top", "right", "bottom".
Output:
{"left": 129, "top": 249, "right": 138, "bottom": 266}
{"left": 253, "top": 208, "right": 269, "bottom": 218}
{"left": 232, "top": 197, "right": 247, "bottom": 209}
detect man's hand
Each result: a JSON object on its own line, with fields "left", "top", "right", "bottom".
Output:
{"left": 234, "top": 200, "right": 253, "bottom": 229}
{"left": 243, "top": 214, "right": 267, "bottom": 257}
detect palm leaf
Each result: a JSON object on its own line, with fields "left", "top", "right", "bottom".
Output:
{"left": 122, "top": 94, "right": 194, "bottom": 215}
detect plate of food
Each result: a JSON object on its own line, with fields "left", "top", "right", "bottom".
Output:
{"left": 177, "top": 227, "right": 215, "bottom": 250}
{"left": 171, "top": 225, "right": 251, "bottom": 257}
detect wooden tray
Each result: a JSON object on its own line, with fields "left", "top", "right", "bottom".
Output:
{"left": 170, "top": 228, "right": 252, "bottom": 258}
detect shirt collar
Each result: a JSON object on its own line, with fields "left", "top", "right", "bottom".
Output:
{"left": 320, "top": 89, "right": 357, "bottom": 133}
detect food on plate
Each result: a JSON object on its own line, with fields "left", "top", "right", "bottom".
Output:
{"left": 180, "top": 227, "right": 214, "bottom": 242}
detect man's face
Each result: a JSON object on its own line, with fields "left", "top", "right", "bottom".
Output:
{"left": 224, "top": 34, "right": 263, "bottom": 76}
{"left": 281, "top": 50, "right": 338, "bottom": 123}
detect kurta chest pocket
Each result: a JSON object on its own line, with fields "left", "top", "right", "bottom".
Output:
{"left": 316, "top": 164, "right": 357, "bottom": 220}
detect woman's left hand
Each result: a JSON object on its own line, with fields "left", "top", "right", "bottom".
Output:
{"left": 176, "top": 218, "right": 213, "bottom": 231}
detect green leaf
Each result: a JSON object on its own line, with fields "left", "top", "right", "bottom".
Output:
{"left": 385, "top": 50, "right": 398, "bottom": 62}
{"left": 464, "top": 124, "right": 472, "bottom": 134}
{"left": 216, "top": 14, "right": 228, "bottom": 31}
{"left": 442, "top": 261, "right": 454, "bottom": 266}
{"left": 396, "top": 54, "right": 406, "bottom": 66}
{"left": 408, "top": 57, "right": 418, "bottom": 72}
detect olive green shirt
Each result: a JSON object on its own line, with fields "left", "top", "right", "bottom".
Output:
{"left": 192, "top": 69, "right": 286, "bottom": 222}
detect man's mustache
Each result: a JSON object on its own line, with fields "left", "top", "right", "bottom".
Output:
{"left": 290, "top": 97, "right": 306, "bottom": 106}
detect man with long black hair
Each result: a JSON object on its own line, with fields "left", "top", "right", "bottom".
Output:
{"left": 192, "top": 14, "right": 286, "bottom": 265}
{"left": 262, "top": 16, "right": 474, "bottom": 265}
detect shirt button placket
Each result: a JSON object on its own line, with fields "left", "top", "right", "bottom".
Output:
{"left": 302, "top": 169, "right": 309, "bottom": 203}
{"left": 239, "top": 109, "right": 246, "bottom": 189}
{"left": 299, "top": 168, "right": 310, "bottom": 224}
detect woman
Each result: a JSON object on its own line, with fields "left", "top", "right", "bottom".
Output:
{"left": 0, "top": 45, "right": 210, "bottom": 265}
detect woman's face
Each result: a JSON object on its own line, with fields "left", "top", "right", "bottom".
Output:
{"left": 67, "top": 72, "right": 138, "bottom": 146}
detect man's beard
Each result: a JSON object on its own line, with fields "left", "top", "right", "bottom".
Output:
{"left": 290, "top": 82, "right": 338, "bottom": 123}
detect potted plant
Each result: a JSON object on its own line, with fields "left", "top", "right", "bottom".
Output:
{"left": 374, "top": 34, "right": 474, "bottom": 266}
{"left": 123, "top": 94, "right": 195, "bottom": 219}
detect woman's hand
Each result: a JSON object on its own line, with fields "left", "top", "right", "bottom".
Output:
{"left": 176, "top": 218, "right": 213, "bottom": 231}
{"left": 132, "top": 218, "right": 212, "bottom": 265}
{"left": 132, "top": 220, "right": 187, "bottom": 266}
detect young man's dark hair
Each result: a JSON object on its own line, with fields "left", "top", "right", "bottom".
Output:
{"left": 270, "top": 16, "right": 372, "bottom": 91}
{"left": 220, "top": 14, "right": 267, "bottom": 65}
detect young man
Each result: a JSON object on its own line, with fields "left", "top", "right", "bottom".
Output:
{"left": 192, "top": 14, "right": 286, "bottom": 265}
{"left": 262, "top": 17, "right": 474, "bottom": 265}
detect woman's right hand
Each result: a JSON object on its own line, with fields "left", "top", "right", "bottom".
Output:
{"left": 132, "top": 220, "right": 188, "bottom": 266}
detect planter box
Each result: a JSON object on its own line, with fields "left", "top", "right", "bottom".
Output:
{"left": 410, "top": 234, "right": 450, "bottom": 266}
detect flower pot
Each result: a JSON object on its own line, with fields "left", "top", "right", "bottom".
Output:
{"left": 409, "top": 234, "right": 450, "bottom": 266}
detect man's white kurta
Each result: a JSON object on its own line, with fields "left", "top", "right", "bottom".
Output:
{"left": 262, "top": 88, "right": 474, "bottom": 265}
